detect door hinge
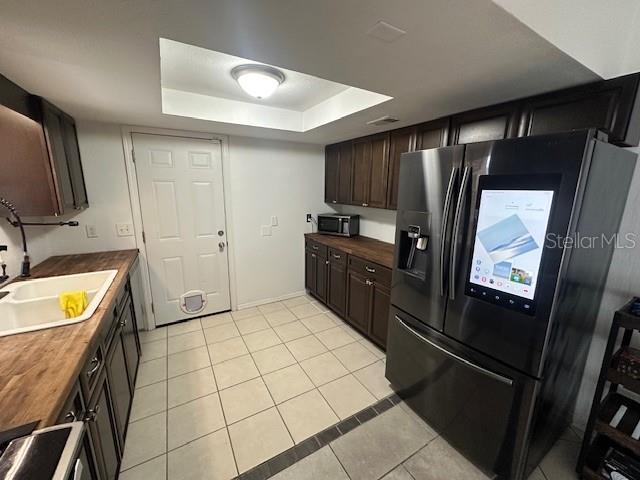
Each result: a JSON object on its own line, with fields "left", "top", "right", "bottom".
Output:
{"left": 131, "top": 148, "right": 136, "bottom": 163}
{"left": 142, "top": 231, "right": 146, "bottom": 243}
{"left": 150, "top": 302, "right": 155, "bottom": 314}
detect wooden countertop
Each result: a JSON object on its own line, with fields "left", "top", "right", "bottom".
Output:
{"left": 0, "top": 249, "right": 138, "bottom": 432}
{"left": 305, "top": 233, "right": 395, "bottom": 269}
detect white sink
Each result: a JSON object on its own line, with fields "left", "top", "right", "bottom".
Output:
{"left": 0, "top": 270, "right": 118, "bottom": 337}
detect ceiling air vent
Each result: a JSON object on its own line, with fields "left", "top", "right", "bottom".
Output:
{"left": 366, "top": 115, "right": 399, "bottom": 127}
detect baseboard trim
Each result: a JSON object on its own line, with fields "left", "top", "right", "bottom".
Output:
{"left": 236, "top": 290, "right": 307, "bottom": 310}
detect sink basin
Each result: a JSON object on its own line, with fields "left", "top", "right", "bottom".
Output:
{"left": 0, "top": 270, "right": 118, "bottom": 337}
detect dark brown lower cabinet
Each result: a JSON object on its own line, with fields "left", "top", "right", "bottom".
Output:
{"left": 56, "top": 273, "right": 141, "bottom": 480}
{"left": 305, "top": 246, "right": 328, "bottom": 302}
{"left": 346, "top": 270, "right": 371, "bottom": 333}
{"left": 370, "top": 283, "right": 391, "bottom": 346}
{"left": 105, "top": 324, "right": 131, "bottom": 449}
{"left": 120, "top": 298, "right": 140, "bottom": 392}
{"left": 327, "top": 250, "right": 347, "bottom": 316}
{"left": 87, "top": 369, "right": 120, "bottom": 480}
{"left": 306, "top": 240, "right": 392, "bottom": 348}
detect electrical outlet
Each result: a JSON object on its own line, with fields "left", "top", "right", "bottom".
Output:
{"left": 116, "top": 223, "right": 134, "bottom": 237}
{"left": 271, "top": 215, "right": 278, "bottom": 227}
{"left": 260, "top": 225, "right": 272, "bottom": 236}
{"left": 306, "top": 214, "right": 312, "bottom": 223}
{"left": 85, "top": 225, "right": 98, "bottom": 238}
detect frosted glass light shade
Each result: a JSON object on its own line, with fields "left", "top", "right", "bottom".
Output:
{"left": 232, "top": 65, "right": 285, "bottom": 99}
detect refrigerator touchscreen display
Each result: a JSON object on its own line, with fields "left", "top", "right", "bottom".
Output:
{"left": 469, "top": 189, "right": 554, "bottom": 302}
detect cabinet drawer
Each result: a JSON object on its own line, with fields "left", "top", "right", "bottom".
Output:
{"left": 80, "top": 343, "right": 104, "bottom": 400}
{"left": 305, "top": 239, "right": 327, "bottom": 257}
{"left": 328, "top": 248, "right": 346, "bottom": 265}
{"left": 348, "top": 256, "right": 391, "bottom": 287}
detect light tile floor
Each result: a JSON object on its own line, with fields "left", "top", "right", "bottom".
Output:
{"left": 121, "top": 294, "right": 390, "bottom": 479}
{"left": 274, "top": 402, "right": 582, "bottom": 480}
{"left": 122, "top": 293, "right": 581, "bottom": 480}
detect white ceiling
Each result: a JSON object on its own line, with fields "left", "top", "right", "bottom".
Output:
{"left": 159, "top": 38, "right": 392, "bottom": 131}
{"left": 161, "top": 39, "right": 351, "bottom": 110}
{"left": 495, "top": 0, "right": 640, "bottom": 80}
{"left": 0, "top": 0, "right": 600, "bottom": 145}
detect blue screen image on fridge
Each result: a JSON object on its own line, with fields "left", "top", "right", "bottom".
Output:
{"left": 477, "top": 214, "right": 539, "bottom": 264}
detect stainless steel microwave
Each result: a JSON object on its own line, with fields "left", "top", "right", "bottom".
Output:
{"left": 317, "top": 214, "right": 359, "bottom": 237}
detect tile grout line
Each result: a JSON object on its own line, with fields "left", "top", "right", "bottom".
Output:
{"left": 203, "top": 325, "right": 241, "bottom": 479}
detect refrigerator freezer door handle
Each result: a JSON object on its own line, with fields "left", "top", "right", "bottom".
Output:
{"left": 395, "top": 316, "right": 514, "bottom": 386}
{"left": 439, "top": 167, "right": 459, "bottom": 297}
{"left": 449, "top": 165, "right": 471, "bottom": 300}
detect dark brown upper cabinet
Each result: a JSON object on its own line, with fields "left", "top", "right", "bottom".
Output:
{"left": 337, "top": 142, "right": 353, "bottom": 204}
{"left": 325, "top": 141, "right": 353, "bottom": 205}
{"left": 0, "top": 73, "right": 88, "bottom": 216}
{"left": 351, "top": 133, "right": 390, "bottom": 208}
{"left": 449, "top": 102, "right": 520, "bottom": 145}
{"left": 40, "top": 97, "right": 89, "bottom": 213}
{"left": 386, "top": 127, "right": 416, "bottom": 210}
{"left": 519, "top": 74, "right": 640, "bottom": 146}
{"left": 324, "top": 73, "right": 640, "bottom": 211}
{"left": 324, "top": 143, "right": 340, "bottom": 204}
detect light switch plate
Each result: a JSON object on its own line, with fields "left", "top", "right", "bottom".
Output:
{"left": 271, "top": 216, "right": 278, "bottom": 227}
{"left": 261, "top": 225, "right": 272, "bottom": 236}
{"left": 116, "top": 223, "right": 134, "bottom": 237}
{"left": 85, "top": 225, "right": 98, "bottom": 238}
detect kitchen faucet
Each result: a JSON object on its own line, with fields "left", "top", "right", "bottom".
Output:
{"left": 0, "top": 197, "right": 30, "bottom": 277}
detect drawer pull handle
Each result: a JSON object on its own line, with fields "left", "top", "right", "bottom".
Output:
{"left": 365, "top": 279, "right": 374, "bottom": 286}
{"left": 86, "top": 357, "right": 100, "bottom": 377}
{"left": 325, "top": 260, "right": 329, "bottom": 265}
{"left": 312, "top": 245, "right": 319, "bottom": 250}
{"left": 85, "top": 405, "right": 100, "bottom": 422}
{"left": 362, "top": 203, "right": 369, "bottom": 207}
{"left": 120, "top": 317, "right": 127, "bottom": 328}
{"left": 65, "top": 411, "right": 77, "bottom": 422}
{"left": 332, "top": 254, "right": 341, "bottom": 259}
{"left": 365, "top": 266, "right": 376, "bottom": 273}
{"left": 311, "top": 253, "right": 316, "bottom": 258}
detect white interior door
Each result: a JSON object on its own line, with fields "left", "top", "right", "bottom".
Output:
{"left": 132, "top": 133, "right": 230, "bottom": 326}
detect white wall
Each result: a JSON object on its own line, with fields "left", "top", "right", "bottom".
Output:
{"left": 46, "top": 122, "right": 137, "bottom": 254}
{"left": 329, "top": 204, "right": 397, "bottom": 243}
{"left": 226, "top": 136, "right": 325, "bottom": 307}
{"left": 573, "top": 146, "right": 640, "bottom": 427}
{"left": 0, "top": 220, "right": 52, "bottom": 284}
{"left": 42, "top": 122, "right": 325, "bottom": 313}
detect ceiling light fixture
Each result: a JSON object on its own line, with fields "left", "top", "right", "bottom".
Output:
{"left": 231, "top": 64, "right": 285, "bottom": 99}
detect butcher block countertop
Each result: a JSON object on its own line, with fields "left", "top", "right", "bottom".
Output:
{"left": 0, "top": 249, "right": 138, "bottom": 432}
{"left": 305, "top": 233, "right": 395, "bottom": 269}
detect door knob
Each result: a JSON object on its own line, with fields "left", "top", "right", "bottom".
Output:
{"left": 219, "top": 242, "right": 226, "bottom": 251}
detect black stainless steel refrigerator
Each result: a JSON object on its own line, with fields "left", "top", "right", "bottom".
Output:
{"left": 385, "top": 130, "right": 637, "bottom": 479}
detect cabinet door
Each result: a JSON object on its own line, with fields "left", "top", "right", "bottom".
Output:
{"left": 387, "top": 127, "right": 416, "bottom": 210}
{"left": 305, "top": 249, "right": 316, "bottom": 293}
{"left": 370, "top": 283, "right": 391, "bottom": 348}
{"left": 351, "top": 139, "right": 372, "bottom": 206}
{"left": 61, "top": 114, "right": 89, "bottom": 209}
{"left": 367, "top": 133, "right": 390, "bottom": 209}
{"left": 87, "top": 370, "right": 120, "bottom": 480}
{"left": 337, "top": 141, "right": 353, "bottom": 204}
{"left": 449, "top": 103, "right": 520, "bottom": 145}
{"left": 327, "top": 257, "right": 347, "bottom": 316}
{"left": 120, "top": 298, "right": 140, "bottom": 392}
{"left": 106, "top": 327, "right": 132, "bottom": 450}
{"left": 41, "top": 102, "right": 75, "bottom": 213}
{"left": 519, "top": 75, "right": 640, "bottom": 145}
{"left": 315, "top": 255, "right": 328, "bottom": 302}
{"left": 347, "top": 270, "right": 371, "bottom": 333}
{"left": 416, "top": 117, "right": 450, "bottom": 150}
{"left": 324, "top": 144, "right": 340, "bottom": 204}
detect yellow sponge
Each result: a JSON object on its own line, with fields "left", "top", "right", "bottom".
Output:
{"left": 59, "top": 291, "right": 89, "bottom": 319}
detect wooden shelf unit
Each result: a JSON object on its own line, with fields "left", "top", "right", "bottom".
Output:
{"left": 577, "top": 297, "right": 640, "bottom": 478}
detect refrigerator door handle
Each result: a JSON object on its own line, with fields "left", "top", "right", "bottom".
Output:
{"left": 395, "top": 316, "right": 514, "bottom": 386}
{"left": 439, "top": 166, "right": 459, "bottom": 297}
{"left": 449, "top": 165, "right": 471, "bottom": 300}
